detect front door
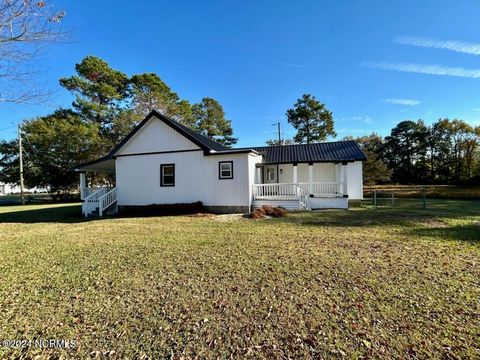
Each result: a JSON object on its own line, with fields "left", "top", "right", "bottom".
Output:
{"left": 264, "top": 166, "right": 277, "bottom": 183}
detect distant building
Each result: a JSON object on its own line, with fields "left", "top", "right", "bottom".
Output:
{"left": 0, "top": 183, "right": 48, "bottom": 195}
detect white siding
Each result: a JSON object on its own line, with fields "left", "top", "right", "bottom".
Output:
{"left": 277, "top": 163, "right": 336, "bottom": 183}
{"left": 116, "top": 115, "right": 199, "bottom": 155}
{"left": 313, "top": 163, "right": 336, "bottom": 182}
{"left": 247, "top": 154, "right": 263, "bottom": 209}
{"left": 116, "top": 151, "right": 253, "bottom": 207}
{"left": 346, "top": 161, "right": 363, "bottom": 200}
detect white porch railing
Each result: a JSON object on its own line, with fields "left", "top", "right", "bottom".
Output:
{"left": 298, "top": 182, "right": 344, "bottom": 197}
{"left": 81, "top": 187, "right": 111, "bottom": 217}
{"left": 82, "top": 186, "right": 110, "bottom": 200}
{"left": 99, "top": 188, "right": 117, "bottom": 217}
{"left": 251, "top": 183, "right": 313, "bottom": 210}
{"left": 252, "top": 183, "right": 299, "bottom": 199}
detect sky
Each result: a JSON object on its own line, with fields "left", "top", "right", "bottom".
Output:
{"left": 1, "top": 0, "right": 480, "bottom": 147}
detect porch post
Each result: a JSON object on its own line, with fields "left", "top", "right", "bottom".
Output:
{"left": 342, "top": 162, "right": 348, "bottom": 196}
{"left": 255, "top": 166, "right": 261, "bottom": 184}
{"left": 308, "top": 163, "right": 313, "bottom": 183}
{"left": 293, "top": 163, "right": 298, "bottom": 184}
{"left": 79, "top": 172, "right": 86, "bottom": 200}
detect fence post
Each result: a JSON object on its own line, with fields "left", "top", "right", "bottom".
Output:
{"left": 422, "top": 187, "right": 426, "bottom": 209}
{"left": 373, "top": 190, "right": 377, "bottom": 208}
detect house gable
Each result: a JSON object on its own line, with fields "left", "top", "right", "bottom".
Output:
{"left": 115, "top": 114, "right": 201, "bottom": 156}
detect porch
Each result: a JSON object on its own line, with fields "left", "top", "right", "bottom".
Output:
{"left": 76, "top": 157, "right": 118, "bottom": 218}
{"left": 252, "top": 162, "right": 349, "bottom": 211}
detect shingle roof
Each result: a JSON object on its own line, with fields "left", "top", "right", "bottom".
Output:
{"left": 241, "top": 141, "right": 367, "bottom": 164}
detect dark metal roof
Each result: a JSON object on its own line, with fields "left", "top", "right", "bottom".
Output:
{"left": 240, "top": 141, "right": 367, "bottom": 164}
{"left": 76, "top": 110, "right": 366, "bottom": 171}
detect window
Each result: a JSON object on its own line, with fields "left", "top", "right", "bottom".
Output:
{"left": 160, "top": 164, "right": 175, "bottom": 186}
{"left": 266, "top": 168, "right": 275, "bottom": 181}
{"left": 219, "top": 161, "right": 233, "bottom": 179}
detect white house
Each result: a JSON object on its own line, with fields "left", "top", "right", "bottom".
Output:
{"left": 0, "top": 183, "right": 47, "bottom": 195}
{"left": 76, "top": 110, "right": 366, "bottom": 217}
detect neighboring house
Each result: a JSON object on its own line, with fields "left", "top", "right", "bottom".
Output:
{"left": 0, "top": 183, "right": 47, "bottom": 195}
{"left": 76, "top": 110, "right": 366, "bottom": 217}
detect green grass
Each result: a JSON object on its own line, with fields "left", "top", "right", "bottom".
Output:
{"left": 0, "top": 202, "right": 479, "bottom": 358}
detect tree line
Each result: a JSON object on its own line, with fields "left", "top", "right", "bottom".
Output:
{"left": 347, "top": 119, "right": 480, "bottom": 185}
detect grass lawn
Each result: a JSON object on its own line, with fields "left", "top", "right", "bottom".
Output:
{"left": 0, "top": 202, "right": 479, "bottom": 358}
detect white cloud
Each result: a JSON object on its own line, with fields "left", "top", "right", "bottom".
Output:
{"left": 362, "top": 61, "right": 480, "bottom": 79}
{"left": 383, "top": 98, "right": 421, "bottom": 106}
{"left": 395, "top": 36, "right": 480, "bottom": 56}
{"left": 341, "top": 115, "right": 373, "bottom": 125}
{"left": 473, "top": 108, "right": 480, "bottom": 111}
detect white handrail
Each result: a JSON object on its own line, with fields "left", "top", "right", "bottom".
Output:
{"left": 297, "top": 186, "right": 310, "bottom": 210}
{"left": 98, "top": 188, "right": 117, "bottom": 217}
{"left": 82, "top": 187, "right": 110, "bottom": 217}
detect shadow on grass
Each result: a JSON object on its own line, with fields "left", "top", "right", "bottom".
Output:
{"left": 0, "top": 204, "right": 90, "bottom": 224}
{"left": 407, "top": 223, "right": 480, "bottom": 243}
{"left": 0, "top": 203, "right": 213, "bottom": 224}
{"left": 275, "top": 201, "right": 480, "bottom": 243}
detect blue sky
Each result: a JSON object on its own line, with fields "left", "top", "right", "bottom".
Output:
{"left": 1, "top": 0, "right": 480, "bottom": 147}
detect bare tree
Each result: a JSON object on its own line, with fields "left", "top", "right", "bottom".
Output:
{"left": 0, "top": 0, "right": 66, "bottom": 104}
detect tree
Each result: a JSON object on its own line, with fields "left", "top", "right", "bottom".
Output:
{"left": 425, "top": 119, "right": 454, "bottom": 183}
{"left": 129, "top": 73, "right": 195, "bottom": 127}
{"left": 448, "top": 119, "right": 476, "bottom": 182}
{"left": 266, "top": 138, "right": 295, "bottom": 146}
{"left": 192, "top": 97, "right": 237, "bottom": 147}
{"left": 60, "top": 56, "right": 129, "bottom": 124}
{"left": 384, "top": 120, "right": 428, "bottom": 183}
{"left": 0, "top": 0, "right": 66, "bottom": 103}
{"left": 59, "top": 56, "right": 130, "bottom": 150}
{"left": 344, "top": 134, "right": 391, "bottom": 184}
{"left": 0, "top": 109, "right": 102, "bottom": 194}
{"left": 286, "top": 94, "right": 336, "bottom": 144}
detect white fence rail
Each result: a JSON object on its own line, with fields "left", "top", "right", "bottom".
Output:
{"left": 298, "top": 182, "right": 344, "bottom": 197}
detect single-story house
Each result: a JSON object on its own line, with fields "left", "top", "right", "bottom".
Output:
{"left": 76, "top": 110, "right": 366, "bottom": 217}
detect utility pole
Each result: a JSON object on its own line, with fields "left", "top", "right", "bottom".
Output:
{"left": 18, "top": 124, "right": 25, "bottom": 205}
{"left": 273, "top": 122, "right": 282, "bottom": 145}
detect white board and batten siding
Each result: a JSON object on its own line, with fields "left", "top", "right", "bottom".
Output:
{"left": 115, "top": 117, "right": 198, "bottom": 155}
{"left": 346, "top": 161, "right": 363, "bottom": 200}
{"left": 115, "top": 115, "right": 259, "bottom": 208}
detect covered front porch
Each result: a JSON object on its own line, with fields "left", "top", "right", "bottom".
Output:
{"left": 76, "top": 157, "right": 118, "bottom": 217}
{"left": 252, "top": 162, "right": 349, "bottom": 210}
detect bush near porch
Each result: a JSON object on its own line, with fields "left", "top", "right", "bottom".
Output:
{"left": 0, "top": 201, "right": 479, "bottom": 358}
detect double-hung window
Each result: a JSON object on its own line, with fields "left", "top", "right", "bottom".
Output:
{"left": 160, "top": 164, "right": 175, "bottom": 186}
{"left": 219, "top": 161, "right": 233, "bottom": 179}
